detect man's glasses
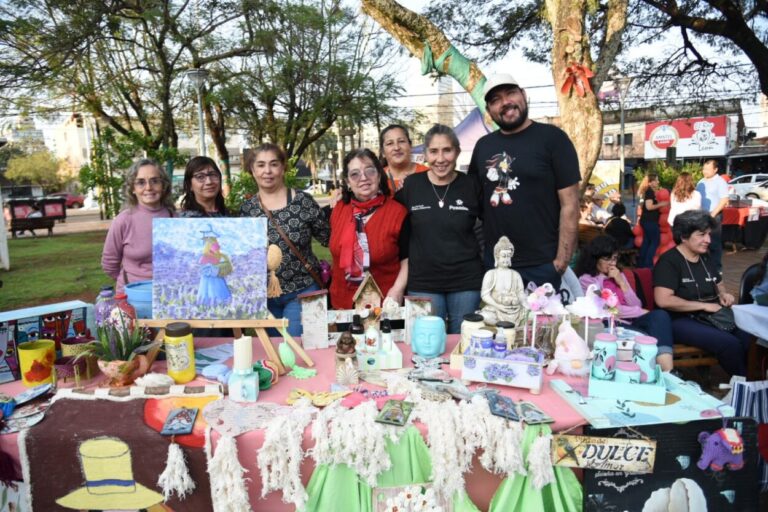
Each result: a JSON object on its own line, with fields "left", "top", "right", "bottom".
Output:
{"left": 135, "top": 177, "right": 163, "bottom": 189}
{"left": 347, "top": 167, "right": 378, "bottom": 182}
{"left": 192, "top": 171, "right": 221, "bottom": 183}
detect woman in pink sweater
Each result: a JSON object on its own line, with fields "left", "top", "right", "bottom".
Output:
{"left": 101, "top": 158, "right": 175, "bottom": 292}
{"left": 575, "top": 235, "right": 674, "bottom": 371}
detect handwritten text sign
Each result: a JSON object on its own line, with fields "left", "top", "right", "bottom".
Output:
{"left": 552, "top": 434, "right": 656, "bottom": 474}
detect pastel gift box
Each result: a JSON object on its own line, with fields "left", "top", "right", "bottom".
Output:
{"left": 588, "top": 365, "right": 666, "bottom": 405}
{"left": 460, "top": 346, "right": 545, "bottom": 394}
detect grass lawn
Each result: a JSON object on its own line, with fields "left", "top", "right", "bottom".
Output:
{"left": 0, "top": 230, "right": 332, "bottom": 312}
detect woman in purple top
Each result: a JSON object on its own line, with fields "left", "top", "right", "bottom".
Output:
{"left": 575, "top": 236, "right": 674, "bottom": 371}
{"left": 101, "top": 158, "right": 175, "bottom": 292}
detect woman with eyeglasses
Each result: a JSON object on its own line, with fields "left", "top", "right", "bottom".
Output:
{"left": 178, "top": 156, "right": 228, "bottom": 217}
{"left": 329, "top": 149, "right": 408, "bottom": 309}
{"left": 654, "top": 210, "right": 751, "bottom": 376}
{"left": 240, "top": 143, "right": 330, "bottom": 337}
{"left": 102, "top": 158, "right": 175, "bottom": 293}
{"left": 575, "top": 235, "right": 674, "bottom": 370}
{"left": 395, "top": 124, "right": 484, "bottom": 334}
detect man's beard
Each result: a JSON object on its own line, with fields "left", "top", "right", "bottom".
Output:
{"left": 492, "top": 102, "right": 529, "bottom": 132}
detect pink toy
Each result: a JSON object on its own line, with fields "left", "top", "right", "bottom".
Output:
{"left": 546, "top": 319, "right": 591, "bottom": 377}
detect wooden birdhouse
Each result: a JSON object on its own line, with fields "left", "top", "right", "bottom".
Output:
{"left": 352, "top": 272, "right": 384, "bottom": 330}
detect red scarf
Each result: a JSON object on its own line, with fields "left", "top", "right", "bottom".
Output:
{"left": 339, "top": 194, "right": 386, "bottom": 283}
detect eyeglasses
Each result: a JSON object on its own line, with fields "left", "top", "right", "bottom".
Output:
{"left": 134, "top": 177, "right": 163, "bottom": 189}
{"left": 192, "top": 171, "right": 221, "bottom": 183}
{"left": 599, "top": 254, "right": 619, "bottom": 262}
{"left": 347, "top": 167, "right": 378, "bottom": 182}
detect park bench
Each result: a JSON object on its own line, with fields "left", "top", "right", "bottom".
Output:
{"left": 6, "top": 197, "right": 66, "bottom": 238}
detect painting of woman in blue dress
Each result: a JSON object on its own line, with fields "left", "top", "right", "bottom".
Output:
{"left": 197, "top": 225, "right": 232, "bottom": 306}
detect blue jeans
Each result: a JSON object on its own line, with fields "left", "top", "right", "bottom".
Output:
{"left": 671, "top": 317, "right": 751, "bottom": 376}
{"left": 267, "top": 283, "right": 320, "bottom": 338}
{"left": 638, "top": 220, "right": 660, "bottom": 268}
{"left": 515, "top": 262, "right": 562, "bottom": 290}
{"left": 408, "top": 290, "right": 481, "bottom": 335}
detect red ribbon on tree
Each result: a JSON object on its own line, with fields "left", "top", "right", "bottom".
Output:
{"left": 561, "top": 62, "right": 595, "bottom": 97}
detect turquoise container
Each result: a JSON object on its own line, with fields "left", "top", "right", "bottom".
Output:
{"left": 592, "top": 332, "right": 617, "bottom": 380}
{"left": 411, "top": 316, "right": 446, "bottom": 359}
{"left": 633, "top": 335, "right": 659, "bottom": 383}
{"left": 615, "top": 361, "right": 641, "bottom": 383}
{"left": 125, "top": 280, "right": 152, "bottom": 319}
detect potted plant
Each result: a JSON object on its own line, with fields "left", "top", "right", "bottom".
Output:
{"left": 79, "top": 308, "right": 158, "bottom": 386}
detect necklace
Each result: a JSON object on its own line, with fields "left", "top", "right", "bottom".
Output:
{"left": 430, "top": 180, "right": 451, "bottom": 208}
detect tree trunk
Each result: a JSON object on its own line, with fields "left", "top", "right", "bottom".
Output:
{"left": 205, "top": 100, "right": 232, "bottom": 193}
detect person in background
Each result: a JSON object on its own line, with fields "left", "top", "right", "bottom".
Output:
{"left": 240, "top": 143, "right": 330, "bottom": 337}
{"left": 329, "top": 148, "right": 408, "bottom": 309}
{"left": 576, "top": 236, "right": 674, "bottom": 370}
{"left": 637, "top": 173, "right": 668, "bottom": 268}
{"left": 603, "top": 203, "right": 635, "bottom": 249}
{"left": 468, "top": 73, "right": 580, "bottom": 289}
{"left": 750, "top": 251, "right": 768, "bottom": 306}
{"left": 668, "top": 172, "right": 700, "bottom": 227}
{"left": 379, "top": 124, "right": 429, "bottom": 195}
{"left": 396, "top": 124, "right": 484, "bottom": 334}
{"left": 102, "top": 158, "right": 175, "bottom": 293}
{"left": 654, "top": 210, "right": 751, "bottom": 376}
{"left": 696, "top": 159, "right": 728, "bottom": 277}
{"left": 179, "top": 156, "right": 229, "bottom": 218}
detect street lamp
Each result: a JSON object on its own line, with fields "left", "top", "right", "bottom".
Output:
{"left": 185, "top": 68, "right": 209, "bottom": 156}
{"left": 615, "top": 75, "right": 633, "bottom": 198}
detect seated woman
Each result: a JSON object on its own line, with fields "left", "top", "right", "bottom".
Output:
{"left": 178, "top": 156, "right": 229, "bottom": 217}
{"left": 396, "top": 124, "right": 484, "bottom": 334}
{"left": 329, "top": 148, "right": 408, "bottom": 309}
{"left": 653, "top": 210, "right": 752, "bottom": 376}
{"left": 240, "top": 143, "right": 330, "bottom": 337}
{"left": 102, "top": 158, "right": 175, "bottom": 293}
{"left": 575, "top": 236, "right": 674, "bottom": 371}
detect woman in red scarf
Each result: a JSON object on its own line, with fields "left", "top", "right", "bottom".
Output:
{"left": 329, "top": 149, "right": 408, "bottom": 309}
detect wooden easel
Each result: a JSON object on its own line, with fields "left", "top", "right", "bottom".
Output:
{"left": 136, "top": 318, "right": 313, "bottom": 375}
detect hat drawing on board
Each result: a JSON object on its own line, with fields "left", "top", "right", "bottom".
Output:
{"left": 483, "top": 74, "right": 521, "bottom": 101}
{"left": 56, "top": 436, "right": 164, "bottom": 510}
{"left": 200, "top": 223, "right": 220, "bottom": 239}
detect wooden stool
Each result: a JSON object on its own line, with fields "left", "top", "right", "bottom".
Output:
{"left": 673, "top": 344, "right": 718, "bottom": 368}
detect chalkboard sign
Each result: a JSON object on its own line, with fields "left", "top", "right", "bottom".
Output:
{"left": 584, "top": 418, "right": 759, "bottom": 511}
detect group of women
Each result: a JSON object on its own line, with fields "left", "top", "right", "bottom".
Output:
{"left": 103, "top": 125, "right": 755, "bottom": 376}
{"left": 102, "top": 123, "right": 483, "bottom": 336}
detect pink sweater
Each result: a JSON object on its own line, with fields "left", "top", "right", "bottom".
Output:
{"left": 578, "top": 273, "right": 646, "bottom": 319}
{"left": 101, "top": 204, "right": 172, "bottom": 292}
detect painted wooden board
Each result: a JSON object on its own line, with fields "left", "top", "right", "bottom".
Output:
{"left": 552, "top": 434, "right": 656, "bottom": 473}
{"left": 550, "top": 372, "right": 734, "bottom": 428}
{"left": 583, "top": 418, "right": 759, "bottom": 512}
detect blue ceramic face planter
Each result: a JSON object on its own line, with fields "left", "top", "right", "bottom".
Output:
{"left": 411, "top": 316, "right": 447, "bottom": 359}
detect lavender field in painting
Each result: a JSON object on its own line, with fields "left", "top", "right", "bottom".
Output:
{"left": 152, "top": 218, "right": 269, "bottom": 319}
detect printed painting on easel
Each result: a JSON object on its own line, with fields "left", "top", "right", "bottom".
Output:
{"left": 153, "top": 218, "right": 269, "bottom": 319}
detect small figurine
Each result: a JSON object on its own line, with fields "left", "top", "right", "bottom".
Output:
{"left": 336, "top": 331, "right": 356, "bottom": 355}
{"left": 698, "top": 428, "right": 744, "bottom": 471}
{"left": 546, "top": 318, "right": 591, "bottom": 377}
{"left": 478, "top": 237, "right": 528, "bottom": 327}
{"left": 336, "top": 358, "right": 359, "bottom": 386}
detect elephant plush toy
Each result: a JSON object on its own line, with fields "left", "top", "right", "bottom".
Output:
{"left": 697, "top": 427, "right": 745, "bottom": 471}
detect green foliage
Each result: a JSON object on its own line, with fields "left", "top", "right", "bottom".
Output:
{"left": 634, "top": 161, "right": 704, "bottom": 190}
{"left": 5, "top": 150, "right": 63, "bottom": 191}
{"left": 0, "top": 144, "right": 24, "bottom": 172}
{"left": 83, "top": 313, "right": 154, "bottom": 362}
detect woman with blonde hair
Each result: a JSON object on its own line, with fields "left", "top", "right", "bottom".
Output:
{"left": 667, "top": 172, "right": 701, "bottom": 226}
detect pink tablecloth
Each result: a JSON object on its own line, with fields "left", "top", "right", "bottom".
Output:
{"left": 0, "top": 335, "right": 586, "bottom": 511}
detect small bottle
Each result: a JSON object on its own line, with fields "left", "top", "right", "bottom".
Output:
{"left": 94, "top": 286, "right": 115, "bottom": 326}
{"left": 229, "top": 336, "right": 259, "bottom": 402}
{"left": 350, "top": 314, "right": 365, "bottom": 352}
{"left": 164, "top": 322, "right": 196, "bottom": 384}
{"left": 113, "top": 292, "right": 136, "bottom": 327}
{"left": 460, "top": 314, "right": 485, "bottom": 353}
{"left": 492, "top": 331, "right": 508, "bottom": 359}
{"left": 495, "top": 321, "right": 516, "bottom": 348}
{"left": 380, "top": 319, "right": 393, "bottom": 352}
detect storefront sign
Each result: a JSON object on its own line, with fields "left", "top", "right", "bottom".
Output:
{"left": 644, "top": 115, "right": 729, "bottom": 159}
{"left": 552, "top": 434, "right": 656, "bottom": 473}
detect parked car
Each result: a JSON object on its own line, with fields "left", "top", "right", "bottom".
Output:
{"left": 744, "top": 182, "right": 768, "bottom": 202}
{"left": 727, "top": 173, "right": 768, "bottom": 197}
{"left": 48, "top": 192, "right": 85, "bottom": 209}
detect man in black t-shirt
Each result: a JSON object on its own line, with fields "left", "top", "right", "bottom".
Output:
{"left": 468, "top": 74, "right": 581, "bottom": 288}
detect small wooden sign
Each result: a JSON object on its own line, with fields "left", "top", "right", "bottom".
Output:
{"left": 552, "top": 434, "right": 656, "bottom": 474}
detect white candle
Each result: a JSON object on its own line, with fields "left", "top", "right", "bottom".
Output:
{"left": 233, "top": 336, "right": 253, "bottom": 371}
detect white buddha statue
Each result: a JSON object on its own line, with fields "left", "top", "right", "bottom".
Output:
{"left": 479, "top": 236, "right": 528, "bottom": 328}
